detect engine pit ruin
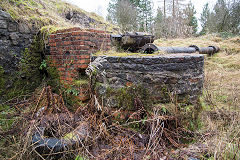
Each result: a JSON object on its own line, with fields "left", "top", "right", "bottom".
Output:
{"left": 47, "top": 28, "right": 205, "bottom": 106}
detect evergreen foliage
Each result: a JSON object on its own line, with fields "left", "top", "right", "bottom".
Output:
{"left": 107, "top": 0, "right": 153, "bottom": 32}
{"left": 184, "top": 1, "right": 198, "bottom": 35}
{"left": 200, "top": 0, "right": 240, "bottom": 36}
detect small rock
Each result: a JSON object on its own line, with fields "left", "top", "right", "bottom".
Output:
{"left": 0, "top": 19, "right": 7, "bottom": 29}
{"left": 0, "top": 29, "right": 9, "bottom": 36}
{"left": 9, "top": 32, "right": 19, "bottom": 45}
{"left": 0, "top": 10, "right": 11, "bottom": 19}
{"left": 143, "top": 74, "right": 153, "bottom": 83}
{"left": 18, "top": 23, "right": 30, "bottom": 33}
{"left": 8, "top": 21, "right": 18, "bottom": 32}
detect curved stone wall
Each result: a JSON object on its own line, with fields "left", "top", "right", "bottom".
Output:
{"left": 91, "top": 53, "right": 204, "bottom": 106}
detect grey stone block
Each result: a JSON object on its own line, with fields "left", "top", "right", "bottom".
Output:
{"left": 90, "top": 54, "right": 204, "bottom": 105}
{"left": 10, "top": 32, "right": 19, "bottom": 45}
{"left": 0, "top": 19, "right": 7, "bottom": 29}
{"left": 8, "top": 21, "right": 18, "bottom": 32}
{"left": 0, "top": 10, "right": 11, "bottom": 19}
{"left": 19, "top": 23, "right": 31, "bottom": 33}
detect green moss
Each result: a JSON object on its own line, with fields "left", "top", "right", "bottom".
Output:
{"left": 94, "top": 51, "right": 160, "bottom": 57}
{"left": 0, "top": 66, "right": 5, "bottom": 95}
{"left": 0, "top": 28, "right": 61, "bottom": 101}
{"left": 105, "top": 84, "right": 152, "bottom": 111}
{"left": 41, "top": 25, "right": 65, "bottom": 37}
{"left": 0, "top": 105, "right": 18, "bottom": 131}
{"left": 74, "top": 79, "right": 89, "bottom": 86}
{"left": 45, "top": 61, "right": 61, "bottom": 92}
{"left": 0, "top": 38, "right": 44, "bottom": 100}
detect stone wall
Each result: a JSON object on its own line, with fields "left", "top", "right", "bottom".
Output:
{"left": 90, "top": 54, "right": 204, "bottom": 106}
{"left": 0, "top": 9, "right": 36, "bottom": 75}
{"left": 0, "top": 9, "right": 38, "bottom": 103}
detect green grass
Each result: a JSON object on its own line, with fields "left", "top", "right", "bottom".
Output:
{"left": 74, "top": 79, "right": 89, "bottom": 86}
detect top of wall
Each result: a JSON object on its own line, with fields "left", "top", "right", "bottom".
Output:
{"left": 50, "top": 27, "right": 111, "bottom": 34}
{"left": 93, "top": 53, "right": 204, "bottom": 64}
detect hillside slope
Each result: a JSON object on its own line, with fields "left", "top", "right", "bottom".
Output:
{"left": 0, "top": 0, "right": 117, "bottom": 32}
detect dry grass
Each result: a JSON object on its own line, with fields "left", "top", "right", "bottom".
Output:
{"left": 155, "top": 35, "right": 240, "bottom": 159}
{"left": 0, "top": 85, "right": 197, "bottom": 160}
{"left": 155, "top": 34, "right": 240, "bottom": 54}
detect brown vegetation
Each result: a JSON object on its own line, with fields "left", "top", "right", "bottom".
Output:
{"left": 1, "top": 35, "right": 240, "bottom": 159}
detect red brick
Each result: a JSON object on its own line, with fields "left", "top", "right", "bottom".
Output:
{"left": 86, "top": 29, "right": 95, "bottom": 32}
{"left": 74, "top": 27, "right": 82, "bottom": 31}
{"left": 70, "top": 37, "right": 76, "bottom": 41}
{"left": 58, "top": 68, "right": 65, "bottom": 72}
{"left": 55, "top": 39, "right": 61, "bottom": 42}
{"left": 82, "top": 31, "right": 90, "bottom": 36}
{"left": 75, "top": 36, "right": 81, "bottom": 40}
{"left": 82, "top": 36, "right": 90, "bottom": 41}
{"left": 71, "top": 41, "right": 77, "bottom": 45}
{"left": 85, "top": 58, "right": 90, "bottom": 63}
{"left": 78, "top": 59, "right": 86, "bottom": 64}
{"left": 80, "top": 50, "right": 92, "bottom": 54}
{"left": 63, "top": 41, "right": 71, "bottom": 46}
{"left": 79, "top": 64, "right": 88, "bottom": 69}
{"left": 50, "top": 47, "right": 57, "bottom": 52}
{"left": 49, "top": 42, "right": 57, "bottom": 47}
{"left": 72, "top": 50, "right": 77, "bottom": 55}
{"left": 81, "top": 45, "right": 90, "bottom": 50}
{"left": 85, "top": 41, "right": 92, "bottom": 45}
{"left": 55, "top": 42, "right": 61, "bottom": 46}
{"left": 55, "top": 33, "right": 61, "bottom": 38}
{"left": 50, "top": 51, "right": 57, "bottom": 55}
{"left": 96, "top": 30, "right": 106, "bottom": 33}
{"left": 49, "top": 39, "right": 55, "bottom": 43}
{"left": 79, "top": 41, "right": 85, "bottom": 45}
{"left": 66, "top": 77, "right": 73, "bottom": 82}
{"left": 72, "top": 32, "right": 81, "bottom": 36}
{"left": 75, "top": 46, "right": 80, "bottom": 50}
{"left": 81, "top": 55, "right": 90, "bottom": 59}
{"left": 49, "top": 34, "right": 55, "bottom": 39}
{"left": 60, "top": 76, "right": 66, "bottom": 80}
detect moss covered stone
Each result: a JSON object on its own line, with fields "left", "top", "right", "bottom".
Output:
{"left": 96, "top": 83, "right": 152, "bottom": 111}
{"left": 0, "top": 29, "right": 60, "bottom": 102}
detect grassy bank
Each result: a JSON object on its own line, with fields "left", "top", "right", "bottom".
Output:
{"left": 155, "top": 35, "right": 240, "bottom": 159}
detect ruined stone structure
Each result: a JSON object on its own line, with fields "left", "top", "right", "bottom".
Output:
{"left": 47, "top": 28, "right": 111, "bottom": 100}
{"left": 90, "top": 54, "right": 204, "bottom": 106}
{"left": 48, "top": 28, "right": 204, "bottom": 104}
{"left": 48, "top": 27, "right": 111, "bottom": 84}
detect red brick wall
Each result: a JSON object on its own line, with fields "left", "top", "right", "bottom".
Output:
{"left": 47, "top": 27, "right": 111, "bottom": 84}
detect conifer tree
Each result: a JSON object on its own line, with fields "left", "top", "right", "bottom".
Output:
{"left": 184, "top": 1, "right": 198, "bottom": 35}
